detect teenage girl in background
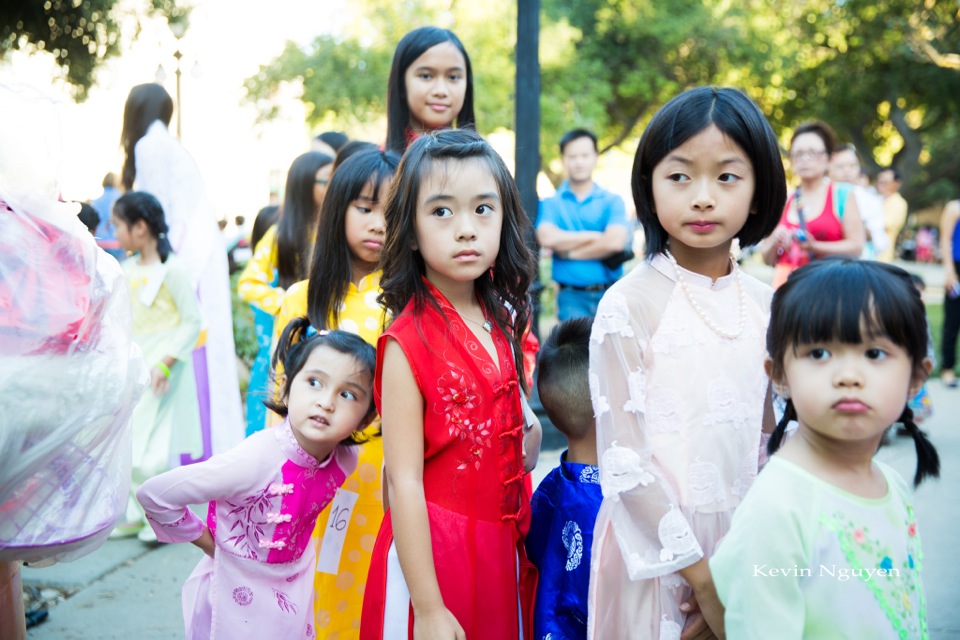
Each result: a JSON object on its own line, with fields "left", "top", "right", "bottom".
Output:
{"left": 238, "top": 151, "right": 333, "bottom": 433}
{"left": 274, "top": 148, "right": 400, "bottom": 638}
{"left": 384, "top": 26, "right": 476, "bottom": 153}
{"left": 711, "top": 259, "right": 938, "bottom": 638}
{"left": 587, "top": 86, "right": 786, "bottom": 639}
{"left": 385, "top": 25, "right": 541, "bottom": 390}
{"left": 111, "top": 191, "right": 202, "bottom": 542}
{"left": 360, "top": 129, "right": 539, "bottom": 639}
{"left": 121, "top": 83, "right": 243, "bottom": 458}
{"left": 137, "top": 324, "right": 377, "bottom": 639}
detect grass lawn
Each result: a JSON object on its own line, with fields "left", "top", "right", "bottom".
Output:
{"left": 927, "top": 301, "right": 944, "bottom": 374}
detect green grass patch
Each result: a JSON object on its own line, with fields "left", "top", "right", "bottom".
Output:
{"left": 230, "top": 268, "right": 258, "bottom": 395}
{"left": 926, "top": 301, "right": 944, "bottom": 373}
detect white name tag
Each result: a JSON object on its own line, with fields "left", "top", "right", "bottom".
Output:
{"left": 316, "top": 488, "right": 359, "bottom": 575}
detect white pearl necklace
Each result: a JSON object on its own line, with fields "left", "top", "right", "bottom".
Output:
{"left": 664, "top": 249, "right": 746, "bottom": 340}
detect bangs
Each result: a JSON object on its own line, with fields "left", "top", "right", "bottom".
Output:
{"left": 768, "top": 260, "right": 927, "bottom": 370}
{"left": 334, "top": 150, "right": 400, "bottom": 205}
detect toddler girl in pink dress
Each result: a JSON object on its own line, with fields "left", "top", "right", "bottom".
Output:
{"left": 137, "top": 322, "right": 378, "bottom": 639}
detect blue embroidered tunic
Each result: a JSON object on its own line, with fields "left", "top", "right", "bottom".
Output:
{"left": 526, "top": 451, "right": 603, "bottom": 640}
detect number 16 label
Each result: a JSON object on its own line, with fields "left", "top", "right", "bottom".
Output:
{"left": 316, "top": 488, "right": 359, "bottom": 575}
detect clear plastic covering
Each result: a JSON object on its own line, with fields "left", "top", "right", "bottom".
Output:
{"left": 0, "top": 190, "right": 147, "bottom": 565}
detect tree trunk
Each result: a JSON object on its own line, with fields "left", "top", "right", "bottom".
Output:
{"left": 890, "top": 104, "right": 923, "bottom": 191}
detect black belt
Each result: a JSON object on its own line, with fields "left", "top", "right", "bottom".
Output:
{"left": 558, "top": 283, "right": 611, "bottom": 292}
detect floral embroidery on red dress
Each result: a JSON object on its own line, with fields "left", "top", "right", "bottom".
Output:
{"left": 436, "top": 364, "right": 495, "bottom": 471}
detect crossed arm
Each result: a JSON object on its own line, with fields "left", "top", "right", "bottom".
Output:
{"left": 536, "top": 222, "right": 628, "bottom": 260}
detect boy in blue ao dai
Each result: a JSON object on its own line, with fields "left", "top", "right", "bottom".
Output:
{"left": 526, "top": 318, "right": 603, "bottom": 639}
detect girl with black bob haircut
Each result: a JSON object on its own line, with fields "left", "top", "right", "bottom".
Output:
{"left": 765, "top": 258, "right": 940, "bottom": 485}
{"left": 587, "top": 86, "right": 785, "bottom": 639}
{"left": 633, "top": 86, "right": 786, "bottom": 256}
{"left": 384, "top": 26, "right": 476, "bottom": 153}
{"left": 711, "top": 258, "right": 938, "bottom": 638}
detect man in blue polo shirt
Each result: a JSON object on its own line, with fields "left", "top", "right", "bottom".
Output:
{"left": 536, "top": 129, "right": 628, "bottom": 320}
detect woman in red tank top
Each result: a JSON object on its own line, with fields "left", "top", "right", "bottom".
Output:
{"left": 760, "top": 121, "right": 864, "bottom": 288}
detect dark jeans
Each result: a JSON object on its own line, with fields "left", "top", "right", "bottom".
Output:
{"left": 557, "top": 286, "right": 606, "bottom": 321}
{"left": 943, "top": 260, "right": 960, "bottom": 371}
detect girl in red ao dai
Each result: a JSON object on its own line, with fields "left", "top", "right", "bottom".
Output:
{"left": 360, "top": 129, "right": 540, "bottom": 640}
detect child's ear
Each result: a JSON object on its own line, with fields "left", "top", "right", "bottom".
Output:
{"left": 909, "top": 357, "right": 934, "bottom": 398}
{"left": 358, "top": 407, "right": 378, "bottom": 432}
{"left": 133, "top": 219, "right": 150, "bottom": 236}
{"left": 764, "top": 357, "right": 790, "bottom": 398}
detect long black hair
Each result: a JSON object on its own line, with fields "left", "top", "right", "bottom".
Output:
{"left": 766, "top": 258, "right": 939, "bottom": 486}
{"left": 267, "top": 318, "right": 377, "bottom": 446}
{"left": 121, "top": 84, "right": 174, "bottom": 191}
{"left": 250, "top": 204, "right": 280, "bottom": 254}
{"left": 378, "top": 129, "right": 536, "bottom": 392}
{"left": 632, "top": 86, "right": 786, "bottom": 256}
{"left": 385, "top": 26, "right": 476, "bottom": 153}
{"left": 112, "top": 191, "right": 173, "bottom": 262}
{"left": 306, "top": 148, "right": 400, "bottom": 331}
{"left": 276, "top": 151, "right": 334, "bottom": 289}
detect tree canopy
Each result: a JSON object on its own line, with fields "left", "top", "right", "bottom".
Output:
{"left": 240, "top": 0, "right": 957, "bottom": 207}
{"left": 1, "top": 0, "right": 186, "bottom": 100}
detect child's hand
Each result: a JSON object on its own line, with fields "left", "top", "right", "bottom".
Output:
{"left": 150, "top": 365, "right": 171, "bottom": 397}
{"left": 678, "top": 559, "right": 725, "bottom": 639}
{"left": 522, "top": 410, "right": 542, "bottom": 474}
{"left": 679, "top": 593, "right": 718, "bottom": 640}
{"left": 772, "top": 225, "right": 793, "bottom": 250}
{"left": 688, "top": 582, "right": 725, "bottom": 640}
{"left": 413, "top": 606, "right": 465, "bottom": 640}
{"left": 190, "top": 527, "right": 215, "bottom": 558}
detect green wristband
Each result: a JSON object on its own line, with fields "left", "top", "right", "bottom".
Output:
{"left": 156, "top": 362, "right": 171, "bottom": 378}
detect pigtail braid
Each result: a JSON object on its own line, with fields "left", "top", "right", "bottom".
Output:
{"left": 156, "top": 230, "right": 172, "bottom": 263}
{"left": 265, "top": 317, "right": 312, "bottom": 418}
{"left": 271, "top": 317, "right": 310, "bottom": 372}
{"left": 897, "top": 405, "right": 941, "bottom": 487}
{"left": 767, "top": 399, "right": 796, "bottom": 456}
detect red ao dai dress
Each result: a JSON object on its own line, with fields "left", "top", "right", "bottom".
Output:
{"left": 360, "top": 279, "right": 536, "bottom": 639}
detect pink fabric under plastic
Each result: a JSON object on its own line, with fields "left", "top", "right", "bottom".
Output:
{"left": 0, "top": 192, "right": 146, "bottom": 564}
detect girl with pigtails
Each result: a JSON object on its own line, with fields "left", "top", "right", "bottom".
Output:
{"left": 111, "top": 191, "right": 203, "bottom": 539}
{"left": 711, "top": 258, "right": 939, "bottom": 638}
